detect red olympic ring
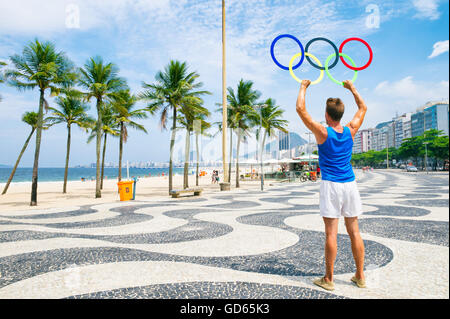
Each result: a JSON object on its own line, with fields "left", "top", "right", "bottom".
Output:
{"left": 339, "top": 37, "right": 373, "bottom": 71}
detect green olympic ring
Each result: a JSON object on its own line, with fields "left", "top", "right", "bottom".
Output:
{"left": 325, "top": 53, "right": 358, "bottom": 86}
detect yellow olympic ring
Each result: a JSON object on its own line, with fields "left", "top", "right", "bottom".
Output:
{"left": 289, "top": 52, "right": 324, "bottom": 85}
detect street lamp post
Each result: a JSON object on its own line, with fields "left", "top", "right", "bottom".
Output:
{"left": 385, "top": 131, "right": 389, "bottom": 169}
{"left": 288, "top": 130, "right": 291, "bottom": 158}
{"left": 306, "top": 132, "right": 313, "bottom": 170}
{"left": 257, "top": 104, "right": 264, "bottom": 191}
{"left": 424, "top": 141, "right": 429, "bottom": 174}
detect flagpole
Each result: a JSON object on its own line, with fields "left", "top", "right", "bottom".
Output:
{"left": 221, "top": 0, "right": 229, "bottom": 190}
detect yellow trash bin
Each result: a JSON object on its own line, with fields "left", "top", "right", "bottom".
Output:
{"left": 117, "top": 181, "right": 134, "bottom": 201}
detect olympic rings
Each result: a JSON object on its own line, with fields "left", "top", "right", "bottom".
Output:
{"left": 270, "top": 34, "right": 372, "bottom": 85}
{"left": 289, "top": 52, "right": 324, "bottom": 85}
{"left": 325, "top": 53, "right": 358, "bottom": 86}
{"left": 270, "top": 34, "right": 305, "bottom": 71}
{"left": 305, "top": 37, "right": 339, "bottom": 71}
{"left": 339, "top": 37, "right": 373, "bottom": 71}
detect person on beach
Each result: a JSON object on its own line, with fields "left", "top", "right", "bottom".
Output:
{"left": 296, "top": 79, "right": 367, "bottom": 291}
{"left": 215, "top": 171, "right": 220, "bottom": 183}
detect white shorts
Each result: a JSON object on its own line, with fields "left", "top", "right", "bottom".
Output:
{"left": 319, "top": 180, "right": 362, "bottom": 218}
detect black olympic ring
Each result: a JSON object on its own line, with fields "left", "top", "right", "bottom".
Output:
{"left": 305, "top": 37, "right": 339, "bottom": 71}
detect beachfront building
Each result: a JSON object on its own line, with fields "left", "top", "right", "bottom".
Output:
{"left": 352, "top": 129, "right": 373, "bottom": 154}
{"left": 411, "top": 100, "right": 449, "bottom": 137}
{"left": 353, "top": 100, "right": 448, "bottom": 154}
{"left": 370, "top": 121, "right": 395, "bottom": 151}
{"left": 402, "top": 116, "right": 412, "bottom": 142}
{"left": 370, "top": 128, "right": 380, "bottom": 152}
{"left": 393, "top": 113, "right": 412, "bottom": 147}
{"left": 278, "top": 131, "right": 295, "bottom": 159}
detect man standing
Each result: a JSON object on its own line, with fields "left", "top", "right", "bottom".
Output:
{"left": 296, "top": 79, "right": 367, "bottom": 291}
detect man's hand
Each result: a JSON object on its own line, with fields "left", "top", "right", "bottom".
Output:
{"left": 343, "top": 80, "right": 355, "bottom": 92}
{"left": 301, "top": 79, "right": 311, "bottom": 90}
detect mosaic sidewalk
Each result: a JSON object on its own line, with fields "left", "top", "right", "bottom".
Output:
{"left": 0, "top": 170, "right": 448, "bottom": 299}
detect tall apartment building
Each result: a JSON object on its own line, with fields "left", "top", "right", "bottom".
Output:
{"left": 393, "top": 113, "right": 412, "bottom": 147}
{"left": 370, "top": 121, "right": 395, "bottom": 151}
{"left": 344, "top": 101, "right": 448, "bottom": 154}
{"left": 352, "top": 129, "right": 373, "bottom": 153}
{"left": 370, "top": 128, "right": 381, "bottom": 152}
{"left": 278, "top": 131, "right": 290, "bottom": 151}
{"left": 411, "top": 101, "right": 449, "bottom": 137}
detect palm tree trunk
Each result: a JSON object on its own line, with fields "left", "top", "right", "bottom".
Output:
{"left": 196, "top": 132, "right": 199, "bottom": 187}
{"left": 63, "top": 124, "right": 71, "bottom": 194}
{"left": 100, "top": 133, "right": 107, "bottom": 190}
{"left": 169, "top": 107, "right": 177, "bottom": 193}
{"left": 228, "top": 128, "right": 233, "bottom": 183}
{"left": 183, "top": 129, "right": 191, "bottom": 189}
{"left": 30, "top": 90, "right": 45, "bottom": 206}
{"left": 256, "top": 128, "right": 260, "bottom": 165}
{"left": 118, "top": 122, "right": 124, "bottom": 182}
{"left": 236, "top": 129, "right": 241, "bottom": 188}
{"left": 261, "top": 130, "right": 267, "bottom": 185}
{"left": 2, "top": 128, "right": 35, "bottom": 195}
{"left": 95, "top": 98, "right": 102, "bottom": 198}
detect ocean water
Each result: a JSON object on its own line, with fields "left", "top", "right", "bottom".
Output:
{"left": 0, "top": 167, "right": 190, "bottom": 183}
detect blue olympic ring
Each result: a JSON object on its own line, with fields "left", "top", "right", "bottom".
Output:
{"left": 270, "top": 34, "right": 305, "bottom": 71}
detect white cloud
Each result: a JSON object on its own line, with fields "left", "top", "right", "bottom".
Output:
{"left": 0, "top": 91, "right": 38, "bottom": 120}
{"left": 0, "top": 0, "right": 169, "bottom": 34}
{"left": 375, "top": 76, "right": 449, "bottom": 103}
{"left": 412, "top": 0, "right": 440, "bottom": 20}
{"left": 0, "top": 1, "right": 383, "bottom": 88}
{"left": 428, "top": 40, "right": 449, "bottom": 58}
{"left": 354, "top": 76, "right": 449, "bottom": 129}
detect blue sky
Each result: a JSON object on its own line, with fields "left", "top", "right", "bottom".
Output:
{"left": 0, "top": 0, "right": 448, "bottom": 167}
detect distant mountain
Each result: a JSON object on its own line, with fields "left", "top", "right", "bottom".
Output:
{"left": 0, "top": 164, "right": 12, "bottom": 168}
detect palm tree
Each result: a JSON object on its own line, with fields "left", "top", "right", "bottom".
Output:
{"left": 2, "top": 112, "right": 48, "bottom": 195}
{"left": 87, "top": 103, "right": 120, "bottom": 189}
{"left": 140, "top": 60, "right": 210, "bottom": 193}
{"left": 6, "top": 39, "right": 76, "bottom": 206}
{"left": 227, "top": 79, "right": 261, "bottom": 188}
{"left": 79, "top": 56, "right": 127, "bottom": 198}
{"left": 0, "top": 61, "right": 6, "bottom": 102}
{"left": 47, "top": 91, "right": 94, "bottom": 193}
{"left": 254, "top": 98, "right": 289, "bottom": 161}
{"left": 111, "top": 90, "right": 148, "bottom": 181}
{"left": 178, "top": 101, "right": 210, "bottom": 189}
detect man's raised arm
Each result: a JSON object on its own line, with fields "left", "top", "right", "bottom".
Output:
{"left": 344, "top": 80, "right": 367, "bottom": 137}
{"left": 296, "top": 80, "right": 327, "bottom": 144}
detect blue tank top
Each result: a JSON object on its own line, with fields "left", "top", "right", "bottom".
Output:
{"left": 318, "top": 126, "right": 355, "bottom": 183}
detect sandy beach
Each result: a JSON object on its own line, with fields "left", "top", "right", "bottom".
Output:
{"left": 0, "top": 174, "right": 264, "bottom": 212}
{"left": 0, "top": 169, "right": 366, "bottom": 212}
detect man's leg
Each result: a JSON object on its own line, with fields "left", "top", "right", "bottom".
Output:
{"left": 344, "top": 217, "right": 365, "bottom": 280}
{"left": 323, "top": 217, "right": 339, "bottom": 282}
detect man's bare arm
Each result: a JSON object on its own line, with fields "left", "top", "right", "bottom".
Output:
{"left": 296, "top": 80, "right": 327, "bottom": 144}
{"left": 344, "top": 80, "right": 367, "bottom": 137}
